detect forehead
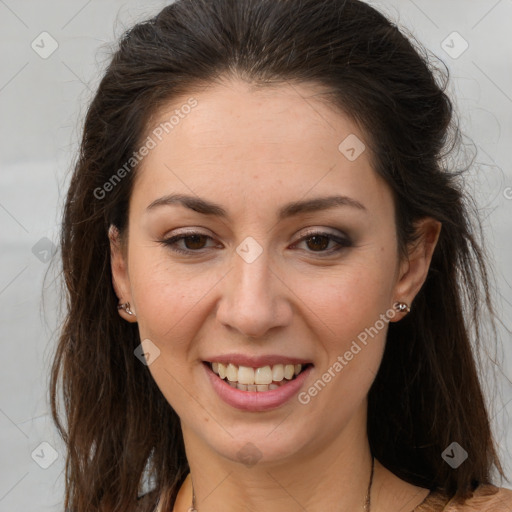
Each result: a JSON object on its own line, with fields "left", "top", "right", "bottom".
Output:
{"left": 131, "top": 78, "right": 390, "bottom": 219}
{"left": 147, "top": 79, "right": 358, "bottom": 155}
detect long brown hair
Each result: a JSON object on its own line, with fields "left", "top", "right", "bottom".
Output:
{"left": 50, "top": 0, "right": 506, "bottom": 510}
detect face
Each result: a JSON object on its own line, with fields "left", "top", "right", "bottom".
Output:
{"left": 110, "top": 78, "right": 440, "bottom": 468}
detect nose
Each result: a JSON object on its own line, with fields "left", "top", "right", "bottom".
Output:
{"left": 215, "top": 246, "right": 293, "bottom": 340}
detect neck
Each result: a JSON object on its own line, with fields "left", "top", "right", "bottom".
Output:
{"left": 180, "top": 407, "right": 375, "bottom": 512}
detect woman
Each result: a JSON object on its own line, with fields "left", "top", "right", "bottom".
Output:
{"left": 50, "top": 0, "right": 512, "bottom": 511}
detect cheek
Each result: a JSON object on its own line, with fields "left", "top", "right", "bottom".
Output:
{"left": 302, "top": 250, "right": 396, "bottom": 345}
{"left": 297, "top": 264, "right": 393, "bottom": 418}
{"left": 127, "top": 253, "right": 212, "bottom": 412}
{"left": 129, "top": 255, "right": 207, "bottom": 345}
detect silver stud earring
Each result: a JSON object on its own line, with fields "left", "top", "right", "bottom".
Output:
{"left": 393, "top": 301, "right": 411, "bottom": 314}
{"left": 117, "top": 302, "right": 134, "bottom": 316}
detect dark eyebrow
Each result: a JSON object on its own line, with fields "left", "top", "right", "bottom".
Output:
{"left": 146, "top": 193, "right": 367, "bottom": 220}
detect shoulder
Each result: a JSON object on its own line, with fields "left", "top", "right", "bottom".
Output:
{"left": 419, "top": 484, "right": 512, "bottom": 511}
{"left": 447, "top": 485, "right": 512, "bottom": 511}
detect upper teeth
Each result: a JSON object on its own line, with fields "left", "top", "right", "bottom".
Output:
{"left": 211, "top": 362, "right": 303, "bottom": 384}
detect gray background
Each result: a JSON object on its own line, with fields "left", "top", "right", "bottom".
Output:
{"left": 0, "top": 1, "right": 511, "bottom": 510}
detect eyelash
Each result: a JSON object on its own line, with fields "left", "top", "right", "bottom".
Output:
{"left": 158, "top": 230, "right": 353, "bottom": 256}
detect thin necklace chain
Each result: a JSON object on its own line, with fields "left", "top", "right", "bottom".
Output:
{"left": 189, "top": 456, "right": 375, "bottom": 512}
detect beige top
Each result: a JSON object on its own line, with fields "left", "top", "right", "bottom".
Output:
{"left": 138, "top": 482, "right": 512, "bottom": 511}
{"left": 415, "top": 484, "right": 512, "bottom": 511}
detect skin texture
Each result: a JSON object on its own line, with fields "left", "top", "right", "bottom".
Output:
{"left": 110, "top": 78, "right": 441, "bottom": 512}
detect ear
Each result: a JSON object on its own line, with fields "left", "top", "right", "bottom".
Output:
{"left": 390, "top": 217, "right": 442, "bottom": 321}
{"left": 109, "top": 225, "right": 137, "bottom": 322}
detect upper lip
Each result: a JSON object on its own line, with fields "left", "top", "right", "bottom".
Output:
{"left": 204, "top": 353, "right": 313, "bottom": 367}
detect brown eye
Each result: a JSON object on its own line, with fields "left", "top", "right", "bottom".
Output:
{"left": 159, "top": 232, "right": 216, "bottom": 255}
{"left": 294, "top": 230, "right": 353, "bottom": 255}
{"left": 305, "top": 234, "right": 331, "bottom": 252}
{"left": 181, "top": 234, "right": 209, "bottom": 250}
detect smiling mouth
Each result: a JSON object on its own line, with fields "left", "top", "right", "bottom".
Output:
{"left": 204, "top": 361, "right": 313, "bottom": 392}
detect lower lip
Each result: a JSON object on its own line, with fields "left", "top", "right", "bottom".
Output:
{"left": 204, "top": 363, "right": 313, "bottom": 412}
